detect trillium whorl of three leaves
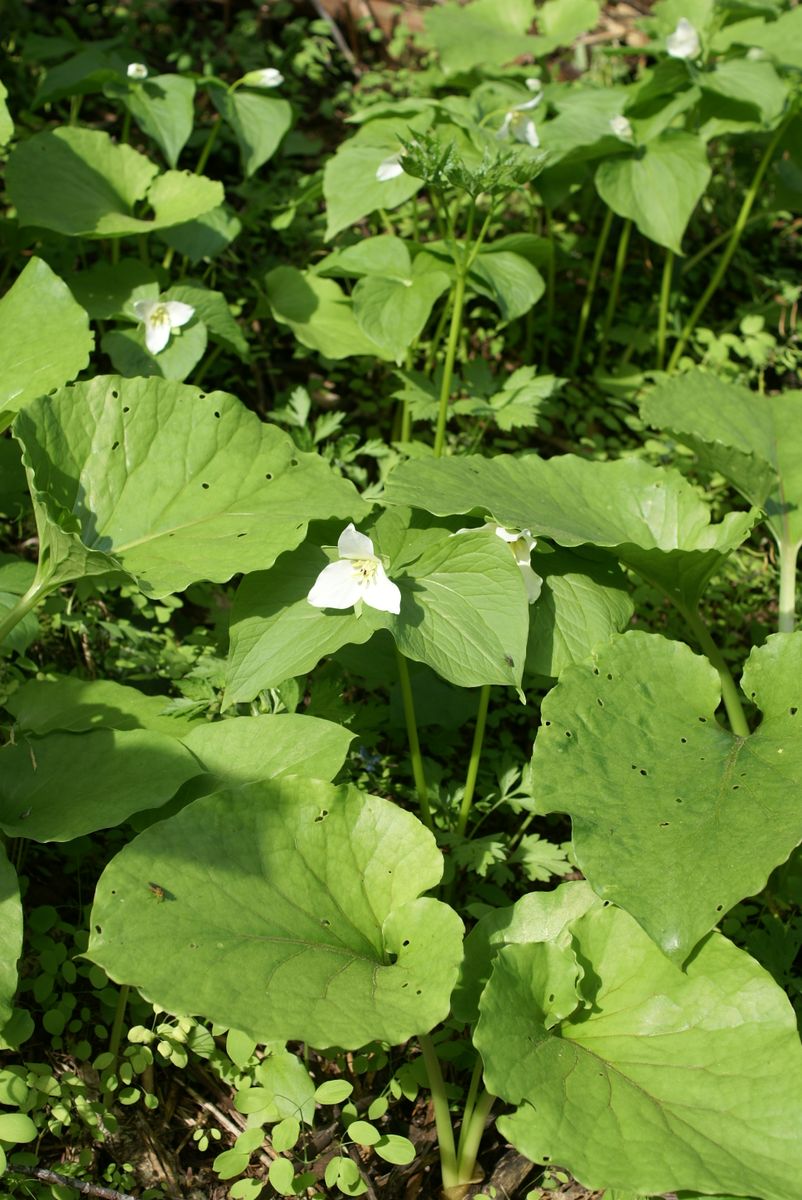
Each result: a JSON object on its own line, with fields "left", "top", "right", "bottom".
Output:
{"left": 87, "top": 778, "right": 464, "bottom": 1049}
{"left": 532, "top": 630, "right": 802, "bottom": 961}
{"left": 14, "top": 375, "right": 366, "bottom": 597}
{"left": 476, "top": 900, "right": 802, "bottom": 1199}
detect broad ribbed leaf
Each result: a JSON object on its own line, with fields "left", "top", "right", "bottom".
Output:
{"left": 0, "top": 846, "right": 21, "bottom": 1027}
{"left": 477, "top": 902, "right": 802, "bottom": 1198}
{"left": 0, "top": 257, "right": 93, "bottom": 423}
{"left": 384, "top": 454, "right": 756, "bottom": 609}
{"left": 423, "top": 0, "right": 539, "bottom": 74}
{"left": 352, "top": 267, "right": 450, "bottom": 364}
{"left": 5, "top": 676, "right": 200, "bottom": 738}
{"left": 181, "top": 714, "right": 354, "bottom": 784}
{"left": 14, "top": 375, "right": 365, "bottom": 596}
{"left": 265, "top": 267, "right": 392, "bottom": 360}
{"left": 0, "top": 729, "right": 199, "bottom": 841}
{"left": 87, "top": 778, "right": 464, "bottom": 1047}
{"left": 121, "top": 74, "right": 196, "bottom": 168}
{"left": 533, "top": 630, "right": 802, "bottom": 961}
{"left": 213, "top": 90, "right": 292, "bottom": 176}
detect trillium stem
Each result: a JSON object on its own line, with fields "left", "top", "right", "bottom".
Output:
{"left": 598, "top": 217, "right": 631, "bottom": 368}
{"left": 569, "top": 205, "right": 613, "bottom": 377}
{"left": 778, "top": 541, "right": 799, "bottom": 634}
{"left": 196, "top": 117, "right": 222, "bottom": 176}
{"left": 418, "top": 1035, "right": 460, "bottom": 1192}
{"left": 656, "top": 248, "right": 674, "bottom": 371}
{"left": 433, "top": 272, "right": 467, "bottom": 458}
{"left": 456, "top": 684, "right": 491, "bottom": 837}
{"left": 540, "top": 206, "right": 556, "bottom": 369}
{"left": 395, "top": 650, "right": 432, "bottom": 830}
{"left": 667, "top": 110, "right": 793, "bottom": 373}
{"left": 0, "top": 577, "right": 52, "bottom": 650}
{"left": 681, "top": 606, "right": 750, "bottom": 738}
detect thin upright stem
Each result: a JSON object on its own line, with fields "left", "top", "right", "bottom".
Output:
{"left": 667, "top": 112, "right": 793, "bottom": 373}
{"left": 778, "top": 540, "right": 799, "bottom": 633}
{"left": 681, "top": 607, "right": 750, "bottom": 738}
{"left": 418, "top": 1035, "right": 459, "bottom": 1191}
{"left": 433, "top": 270, "right": 466, "bottom": 458}
{"left": 569, "top": 205, "right": 613, "bottom": 377}
{"left": 455, "top": 1089, "right": 494, "bottom": 1186}
{"left": 395, "top": 650, "right": 432, "bottom": 829}
{"left": 456, "top": 685, "right": 491, "bottom": 837}
{"left": 195, "top": 117, "right": 221, "bottom": 176}
{"left": 598, "top": 217, "right": 631, "bottom": 367}
{"left": 656, "top": 248, "right": 674, "bottom": 371}
{"left": 456, "top": 1057, "right": 483, "bottom": 1161}
{"left": 0, "top": 578, "right": 51, "bottom": 649}
{"left": 541, "top": 207, "right": 556, "bottom": 369}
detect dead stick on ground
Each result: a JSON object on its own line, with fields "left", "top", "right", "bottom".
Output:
{"left": 308, "top": 0, "right": 359, "bottom": 70}
{"left": 10, "top": 1164, "right": 138, "bottom": 1200}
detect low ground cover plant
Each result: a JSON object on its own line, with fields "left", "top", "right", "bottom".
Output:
{"left": 1, "top": 0, "right": 802, "bottom": 1197}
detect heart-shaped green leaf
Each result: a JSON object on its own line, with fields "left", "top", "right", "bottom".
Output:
{"left": 14, "top": 375, "right": 366, "bottom": 596}
{"left": 533, "top": 630, "right": 802, "bottom": 961}
{"left": 265, "top": 267, "right": 393, "bottom": 360}
{"left": 352, "top": 267, "right": 450, "bottom": 364}
{"left": 120, "top": 74, "right": 196, "bottom": 168}
{"left": 212, "top": 89, "right": 292, "bottom": 176}
{"left": 0, "top": 846, "right": 22, "bottom": 1028}
{"left": 476, "top": 901, "right": 802, "bottom": 1198}
{"left": 87, "top": 778, "right": 464, "bottom": 1047}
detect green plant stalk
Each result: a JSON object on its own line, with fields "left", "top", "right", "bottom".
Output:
{"left": 667, "top": 113, "right": 793, "bottom": 372}
{"left": 569, "top": 205, "right": 613, "bottom": 376}
{"left": 0, "top": 577, "right": 52, "bottom": 649}
{"left": 656, "top": 248, "right": 674, "bottom": 371}
{"left": 541, "top": 208, "right": 556, "bottom": 369}
{"left": 195, "top": 117, "right": 221, "bottom": 176}
{"left": 396, "top": 650, "right": 432, "bottom": 829}
{"left": 433, "top": 270, "right": 467, "bottom": 458}
{"left": 455, "top": 1089, "right": 494, "bottom": 1185}
{"left": 681, "top": 606, "right": 750, "bottom": 737}
{"left": 778, "top": 540, "right": 799, "bottom": 634}
{"left": 456, "top": 1057, "right": 483, "bottom": 1161}
{"left": 456, "top": 685, "right": 491, "bottom": 836}
{"left": 681, "top": 212, "right": 767, "bottom": 275}
{"left": 598, "top": 218, "right": 632, "bottom": 368}
{"left": 418, "top": 1034, "right": 460, "bottom": 1192}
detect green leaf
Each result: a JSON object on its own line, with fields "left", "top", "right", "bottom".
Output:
{"left": 476, "top": 902, "right": 802, "bottom": 1198}
{"left": 0, "top": 1112, "right": 37, "bottom": 1142}
{"left": 264, "top": 267, "right": 392, "bottom": 360}
{"left": 213, "top": 89, "right": 292, "bottom": 176}
{"left": 595, "top": 132, "right": 711, "bottom": 253}
{"left": 526, "top": 546, "right": 634, "bottom": 678}
{"left": 180, "top": 714, "right": 354, "bottom": 785}
{"left": 699, "top": 59, "right": 787, "bottom": 126}
{"left": 102, "top": 319, "right": 208, "bottom": 382}
{"left": 257, "top": 1049, "right": 316, "bottom": 1124}
{"left": 167, "top": 283, "right": 250, "bottom": 359}
{"left": 158, "top": 205, "right": 242, "bottom": 264}
{"left": 0, "top": 846, "right": 22, "bottom": 1028}
{"left": 538, "top": 85, "right": 628, "bottom": 166}
{"left": 224, "top": 516, "right": 528, "bottom": 705}
{"left": 317, "top": 235, "right": 413, "bottom": 280}
{"left": 712, "top": 6, "right": 802, "bottom": 68}
{"left": 5, "top": 676, "right": 201, "bottom": 738}
{"left": 0, "top": 257, "right": 93, "bottom": 421}
{"left": 0, "top": 79, "right": 13, "bottom": 146}
{"left": 33, "top": 46, "right": 126, "bottom": 106}
{"left": 531, "top": 0, "right": 601, "bottom": 54}
{"left": 121, "top": 74, "right": 196, "bottom": 168}
{"left": 14, "top": 375, "right": 366, "bottom": 597}
{"left": 315, "top": 1079, "right": 353, "bottom": 1104}
{"left": 0, "top": 557, "right": 39, "bottom": 657}
{"left": 383, "top": 454, "right": 757, "bottom": 609}
{"left": 423, "top": 0, "right": 540, "bottom": 75}
{"left": 352, "top": 265, "right": 450, "bottom": 363}
{"left": 271, "top": 1117, "right": 300, "bottom": 1153}
{"left": 347, "top": 1120, "right": 380, "bottom": 1146}
{"left": 7, "top": 128, "right": 223, "bottom": 237}
{"left": 64, "top": 258, "right": 159, "bottom": 321}
{"left": 469, "top": 250, "right": 545, "bottom": 321}
{"left": 268, "top": 1156, "right": 295, "bottom": 1196}
{"left": 0, "top": 444, "right": 29, "bottom": 519}
{"left": 87, "top": 778, "right": 464, "bottom": 1048}
{"left": 641, "top": 372, "right": 802, "bottom": 555}
{"left": 533, "top": 630, "right": 802, "bottom": 961}
{"left": 0, "top": 729, "right": 199, "bottom": 841}
{"left": 373, "top": 1134, "right": 416, "bottom": 1165}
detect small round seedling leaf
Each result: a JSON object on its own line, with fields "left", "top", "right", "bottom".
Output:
{"left": 269, "top": 1158, "right": 296, "bottom": 1196}
{"left": 315, "top": 1080, "right": 353, "bottom": 1105}
{"left": 374, "top": 1134, "right": 416, "bottom": 1165}
{"left": 347, "top": 1120, "right": 380, "bottom": 1147}
{"left": 271, "top": 1117, "right": 300, "bottom": 1153}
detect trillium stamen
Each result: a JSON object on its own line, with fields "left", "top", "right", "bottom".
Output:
{"left": 307, "top": 524, "right": 401, "bottom": 615}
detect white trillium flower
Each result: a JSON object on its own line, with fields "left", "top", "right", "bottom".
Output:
{"left": 242, "top": 67, "right": 284, "bottom": 88}
{"left": 525, "top": 76, "right": 543, "bottom": 93}
{"left": 666, "top": 17, "right": 700, "bottom": 59}
{"left": 307, "top": 524, "right": 401, "bottom": 614}
{"left": 376, "top": 151, "right": 405, "bottom": 182}
{"left": 498, "top": 94, "right": 542, "bottom": 149}
{"left": 126, "top": 62, "right": 149, "bottom": 79}
{"left": 133, "top": 298, "right": 195, "bottom": 355}
{"left": 456, "top": 522, "right": 541, "bottom": 603}
{"left": 610, "top": 114, "right": 634, "bottom": 141}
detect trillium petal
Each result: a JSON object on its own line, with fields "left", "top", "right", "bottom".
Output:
{"left": 307, "top": 560, "right": 364, "bottom": 609}
{"left": 376, "top": 153, "right": 404, "bottom": 182}
{"left": 144, "top": 318, "right": 171, "bottom": 355}
{"left": 363, "top": 564, "right": 402, "bottom": 614}
{"left": 132, "top": 299, "right": 157, "bottom": 321}
{"left": 164, "top": 301, "right": 195, "bottom": 329}
{"left": 520, "top": 564, "right": 543, "bottom": 604}
{"left": 338, "top": 523, "right": 376, "bottom": 560}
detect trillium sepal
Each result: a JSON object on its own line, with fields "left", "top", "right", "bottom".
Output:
{"left": 132, "top": 298, "right": 196, "bottom": 355}
{"left": 307, "top": 524, "right": 401, "bottom": 615}
{"left": 456, "top": 522, "right": 541, "bottom": 603}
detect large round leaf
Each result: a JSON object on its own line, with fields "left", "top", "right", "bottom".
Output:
{"left": 87, "top": 778, "right": 464, "bottom": 1048}
{"left": 532, "top": 630, "right": 802, "bottom": 961}
{"left": 476, "top": 902, "right": 802, "bottom": 1198}
{"left": 0, "top": 729, "right": 200, "bottom": 841}
{"left": 384, "top": 453, "right": 757, "bottom": 609}
{"left": 180, "top": 714, "right": 354, "bottom": 785}
{"left": 14, "top": 375, "right": 366, "bottom": 596}
{"left": 0, "top": 846, "right": 22, "bottom": 1028}
{"left": 5, "top": 675, "right": 201, "bottom": 738}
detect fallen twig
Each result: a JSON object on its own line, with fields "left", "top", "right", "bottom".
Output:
{"left": 10, "top": 1164, "right": 138, "bottom": 1200}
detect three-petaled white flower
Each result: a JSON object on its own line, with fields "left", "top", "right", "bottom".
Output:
{"left": 610, "top": 114, "right": 634, "bottom": 141}
{"left": 307, "top": 524, "right": 401, "bottom": 614}
{"left": 242, "top": 67, "right": 284, "bottom": 88}
{"left": 127, "top": 62, "right": 148, "bottom": 79}
{"left": 457, "top": 522, "right": 541, "bottom": 603}
{"left": 376, "top": 151, "right": 404, "bottom": 182}
{"left": 497, "top": 94, "right": 542, "bottom": 149}
{"left": 666, "top": 17, "right": 700, "bottom": 59}
{"left": 133, "top": 298, "right": 195, "bottom": 355}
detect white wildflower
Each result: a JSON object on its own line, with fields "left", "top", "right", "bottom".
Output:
{"left": 525, "top": 76, "right": 543, "bottom": 93}
{"left": 666, "top": 17, "right": 700, "bottom": 59}
{"left": 307, "top": 524, "right": 401, "bottom": 615}
{"left": 132, "top": 298, "right": 195, "bottom": 355}
{"left": 610, "top": 114, "right": 634, "bottom": 141}
{"left": 498, "top": 94, "right": 542, "bottom": 149}
{"left": 376, "top": 151, "right": 404, "bottom": 182}
{"left": 242, "top": 67, "right": 284, "bottom": 88}
{"left": 126, "top": 62, "right": 149, "bottom": 79}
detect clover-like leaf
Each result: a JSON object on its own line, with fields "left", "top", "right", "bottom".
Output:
{"left": 87, "top": 778, "right": 464, "bottom": 1048}
{"left": 14, "top": 375, "right": 366, "bottom": 597}
{"left": 476, "top": 902, "right": 802, "bottom": 1198}
{"left": 532, "top": 630, "right": 802, "bottom": 961}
